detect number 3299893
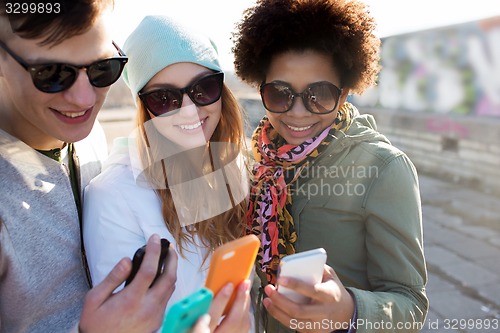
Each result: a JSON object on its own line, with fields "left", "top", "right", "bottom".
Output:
{"left": 5, "top": 2, "right": 61, "bottom": 14}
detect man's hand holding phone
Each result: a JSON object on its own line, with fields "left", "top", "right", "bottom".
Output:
{"left": 78, "top": 234, "right": 178, "bottom": 333}
{"left": 125, "top": 238, "right": 171, "bottom": 287}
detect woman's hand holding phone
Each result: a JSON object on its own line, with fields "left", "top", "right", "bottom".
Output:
{"left": 202, "top": 234, "right": 258, "bottom": 332}
{"left": 263, "top": 265, "right": 355, "bottom": 333}
{"left": 190, "top": 314, "right": 211, "bottom": 333}
{"left": 207, "top": 280, "right": 252, "bottom": 333}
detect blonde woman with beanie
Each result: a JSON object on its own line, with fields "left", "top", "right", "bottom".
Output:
{"left": 83, "top": 15, "right": 252, "bottom": 332}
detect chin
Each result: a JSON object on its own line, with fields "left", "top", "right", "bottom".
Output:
{"left": 181, "top": 138, "right": 209, "bottom": 150}
{"left": 58, "top": 127, "right": 94, "bottom": 144}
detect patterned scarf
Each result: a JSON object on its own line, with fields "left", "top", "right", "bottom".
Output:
{"left": 247, "top": 102, "right": 355, "bottom": 285}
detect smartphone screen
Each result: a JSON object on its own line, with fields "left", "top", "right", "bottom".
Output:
{"left": 125, "top": 238, "right": 170, "bottom": 287}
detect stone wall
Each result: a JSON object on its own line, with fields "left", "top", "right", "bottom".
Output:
{"left": 362, "top": 107, "right": 500, "bottom": 195}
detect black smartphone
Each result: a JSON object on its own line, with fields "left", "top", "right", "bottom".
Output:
{"left": 125, "top": 238, "right": 170, "bottom": 287}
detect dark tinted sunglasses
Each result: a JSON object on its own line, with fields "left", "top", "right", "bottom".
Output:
{"left": 138, "top": 72, "right": 224, "bottom": 117}
{"left": 260, "top": 81, "right": 343, "bottom": 114}
{"left": 0, "top": 40, "right": 128, "bottom": 93}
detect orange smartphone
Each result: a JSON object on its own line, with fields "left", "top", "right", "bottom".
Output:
{"left": 204, "top": 234, "right": 260, "bottom": 315}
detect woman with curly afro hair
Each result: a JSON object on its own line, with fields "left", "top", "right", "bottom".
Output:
{"left": 233, "top": 0, "right": 428, "bottom": 332}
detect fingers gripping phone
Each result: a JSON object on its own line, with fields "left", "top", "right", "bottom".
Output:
{"left": 204, "top": 234, "right": 260, "bottom": 315}
{"left": 161, "top": 288, "right": 213, "bottom": 333}
{"left": 125, "top": 238, "right": 170, "bottom": 287}
{"left": 277, "top": 248, "right": 327, "bottom": 304}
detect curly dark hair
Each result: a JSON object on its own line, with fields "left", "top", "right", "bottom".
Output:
{"left": 232, "top": 0, "right": 381, "bottom": 94}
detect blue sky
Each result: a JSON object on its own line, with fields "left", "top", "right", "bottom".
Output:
{"left": 108, "top": 0, "right": 500, "bottom": 70}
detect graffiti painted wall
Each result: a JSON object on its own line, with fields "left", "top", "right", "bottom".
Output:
{"left": 355, "top": 16, "right": 500, "bottom": 117}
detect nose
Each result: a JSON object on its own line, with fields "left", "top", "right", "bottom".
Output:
{"left": 62, "top": 69, "right": 97, "bottom": 108}
{"left": 287, "top": 94, "right": 310, "bottom": 116}
{"left": 178, "top": 93, "right": 199, "bottom": 117}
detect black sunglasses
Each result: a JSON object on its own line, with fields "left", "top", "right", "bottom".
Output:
{"left": 260, "top": 80, "right": 343, "bottom": 114}
{"left": 0, "top": 40, "right": 128, "bottom": 93}
{"left": 138, "top": 72, "right": 224, "bottom": 117}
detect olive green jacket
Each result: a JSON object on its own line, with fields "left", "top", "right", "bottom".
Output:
{"left": 257, "top": 113, "right": 428, "bottom": 333}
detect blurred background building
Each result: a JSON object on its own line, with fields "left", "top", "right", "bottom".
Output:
{"left": 352, "top": 15, "right": 500, "bottom": 195}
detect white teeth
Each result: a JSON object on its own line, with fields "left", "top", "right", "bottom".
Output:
{"left": 179, "top": 119, "right": 204, "bottom": 130}
{"left": 59, "top": 111, "right": 86, "bottom": 118}
{"left": 287, "top": 124, "right": 313, "bottom": 132}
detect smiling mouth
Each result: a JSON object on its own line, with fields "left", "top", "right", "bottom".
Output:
{"left": 178, "top": 119, "right": 205, "bottom": 130}
{"left": 57, "top": 110, "right": 87, "bottom": 118}
{"left": 286, "top": 123, "right": 314, "bottom": 132}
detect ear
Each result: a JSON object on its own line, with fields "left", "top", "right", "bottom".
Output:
{"left": 339, "top": 88, "right": 350, "bottom": 106}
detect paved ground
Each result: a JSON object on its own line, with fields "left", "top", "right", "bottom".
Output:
{"left": 98, "top": 107, "right": 500, "bottom": 332}
{"left": 419, "top": 176, "right": 500, "bottom": 332}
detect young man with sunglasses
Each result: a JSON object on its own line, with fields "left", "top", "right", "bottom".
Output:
{"left": 0, "top": 2, "right": 183, "bottom": 332}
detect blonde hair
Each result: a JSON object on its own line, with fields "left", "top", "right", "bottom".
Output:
{"left": 135, "top": 84, "right": 249, "bottom": 261}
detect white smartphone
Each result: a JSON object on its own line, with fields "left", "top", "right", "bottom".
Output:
{"left": 277, "top": 248, "right": 327, "bottom": 304}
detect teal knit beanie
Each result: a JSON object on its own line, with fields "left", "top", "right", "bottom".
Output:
{"left": 122, "top": 15, "right": 222, "bottom": 105}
